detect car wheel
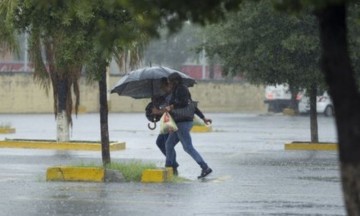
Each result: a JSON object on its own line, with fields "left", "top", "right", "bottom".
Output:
{"left": 324, "top": 106, "right": 333, "bottom": 117}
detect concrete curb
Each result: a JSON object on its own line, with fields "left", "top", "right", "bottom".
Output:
{"left": 285, "top": 142, "right": 337, "bottom": 151}
{"left": 141, "top": 167, "right": 173, "bottom": 183}
{"left": 0, "top": 128, "right": 16, "bottom": 134}
{"left": 46, "top": 167, "right": 126, "bottom": 182}
{"left": 47, "top": 166, "right": 172, "bottom": 183}
{"left": 0, "top": 139, "right": 126, "bottom": 151}
{"left": 191, "top": 125, "right": 212, "bottom": 133}
{"left": 47, "top": 166, "right": 105, "bottom": 182}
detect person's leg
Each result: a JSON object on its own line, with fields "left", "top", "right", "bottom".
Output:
{"left": 172, "top": 136, "right": 180, "bottom": 169}
{"left": 157, "top": 134, "right": 180, "bottom": 168}
{"left": 165, "top": 132, "right": 178, "bottom": 168}
{"left": 156, "top": 134, "right": 167, "bottom": 156}
{"left": 176, "top": 121, "right": 212, "bottom": 178}
{"left": 176, "top": 121, "right": 208, "bottom": 170}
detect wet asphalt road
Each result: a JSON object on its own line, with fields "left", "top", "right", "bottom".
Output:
{"left": 0, "top": 113, "right": 344, "bottom": 216}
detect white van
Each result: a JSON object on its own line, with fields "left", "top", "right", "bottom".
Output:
{"left": 264, "top": 84, "right": 302, "bottom": 112}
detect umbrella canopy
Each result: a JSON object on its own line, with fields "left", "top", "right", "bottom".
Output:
{"left": 110, "top": 66, "right": 196, "bottom": 99}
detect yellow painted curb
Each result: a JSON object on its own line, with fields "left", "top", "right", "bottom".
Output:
{"left": 191, "top": 125, "right": 213, "bottom": 133}
{"left": 0, "top": 128, "right": 16, "bottom": 134}
{"left": 285, "top": 142, "right": 337, "bottom": 151}
{"left": 0, "top": 139, "right": 126, "bottom": 151}
{"left": 46, "top": 166, "right": 104, "bottom": 182}
{"left": 141, "top": 168, "right": 173, "bottom": 183}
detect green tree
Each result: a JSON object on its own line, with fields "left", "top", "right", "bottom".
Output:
{"left": 13, "top": 1, "right": 94, "bottom": 142}
{"left": 123, "top": 1, "right": 360, "bottom": 213}
{"left": 78, "top": 2, "right": 139, "bottom": 165}
{"left": 209, "top": 2, "right": 321, "bottom": 95}
{"left": 316, "top": 4, "right": 360, "bottom": 215}
{"left": 8, "top": 0, "right": 146, "bottom": 165}
{"left": 203, "top": 0, "right": 323, "bottom": 141}
{"left": 0, "top": 0, "right": 19, "bottom": 54}
{"left": 274, "top": 1, "right": 360, "bottom": 214}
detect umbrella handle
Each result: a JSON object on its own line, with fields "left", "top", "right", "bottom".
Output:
{"left": 148, "top": 122, "right": 157, "bottom": 130}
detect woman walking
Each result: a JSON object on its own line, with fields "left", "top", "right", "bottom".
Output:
{"left": 164, "top": 72, "right": 212, "bottom": 178}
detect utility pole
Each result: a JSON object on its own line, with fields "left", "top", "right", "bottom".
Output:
{"left": 201, "top": 48, "right": 206, "bottom": 80}
{"left": 24, "top": 32, "right": 28, "bottom": 72}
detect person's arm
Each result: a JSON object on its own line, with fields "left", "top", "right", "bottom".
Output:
{"left": 195, "top": 107, "right": 205, "bottom": 119}
{"left": 195, "top": 107, "right": 212, "bottom": 125}
{"left": 151, "top": 107, "right": 165, "bottom": 115}
{"left": 165, "top": 85, "right": 190, "bottom": 111}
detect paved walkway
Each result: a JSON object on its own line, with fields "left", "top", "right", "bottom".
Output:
{"left": 0, "top": 113, "right": 344, "bottom": 216}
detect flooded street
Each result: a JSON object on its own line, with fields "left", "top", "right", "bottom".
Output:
{"left": 0, "top": 113, "right": 343, "bottom": 215}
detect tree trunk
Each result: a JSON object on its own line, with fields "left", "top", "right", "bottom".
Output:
{"left": 289, "top": 91, "right": 298, "bottom": 112}
{"left": 309, "top": 84, "right": 318, "bottom": 143}
{"left": 99, "top": 66, "right": 111, "bottom": 166}
{"left": 56, "top": 79, "right": 69, "bottom": 142}
{"left": 288, "top": 84, "right": 299, "bottom": 112}
{"left": 317, "top": 4, "right": 360, "bottom": 215}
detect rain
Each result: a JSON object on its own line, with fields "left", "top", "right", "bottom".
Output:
{"left": 0, "top": 113, "right": 343, "bottom": 216}
{"left": 0, "top": 1, "right": 354, "bottom": 216}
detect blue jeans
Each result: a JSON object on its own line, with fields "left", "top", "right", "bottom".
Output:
{"left": 165, "top": 121, "right": 208, "bottom": 170}
{"left": 156, "top": 134, "right": 179, "bottom": 168}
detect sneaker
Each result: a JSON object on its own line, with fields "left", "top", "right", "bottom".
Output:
{"left": 198, "top": 167, "right": 212, "bottom": 179}
{"left": 173, "top": 167, "right": 178, "bottom": 176}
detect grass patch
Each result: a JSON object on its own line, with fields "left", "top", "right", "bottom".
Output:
{"left": 75, "top": 160, "right": 192, "bottom": 183}
{"left": 76, "top": 160, "right": 157, "bottom": 182}
{"left": 106, "top": 160, "right": 157, "bottom": 182}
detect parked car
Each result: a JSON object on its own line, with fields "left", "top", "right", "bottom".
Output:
{"left": 298, "top": 91, "right": 334, "bottom": 116}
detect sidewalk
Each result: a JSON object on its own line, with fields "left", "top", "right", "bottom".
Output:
{"left": 0, "top": 113, "right": 344, "bottom": 216}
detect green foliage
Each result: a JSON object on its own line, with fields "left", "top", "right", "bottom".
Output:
{"left": 78, "top": 160, "right": 189, "bottom": 183}
{"left": 0, "top": 0, "right": 19, "bottom": 54}
{"left": 117, "top": 0, "right": 243, "bottom": 35}
{"left": 7, "top": 0, "right": 148, "bottom": 126}
{"left": 272, "top": 0, "right": 360, "bottom": 86}
{"left": 204, "top": 0, "right": 323, "bottom": 90}
{"left": 347, "top": 3, "right": 360, "bottom": 85}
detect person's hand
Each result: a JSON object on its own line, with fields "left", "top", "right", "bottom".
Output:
{"left": 165, "top": 105, "right": 173, "bottom": 112}
{"left": 152, "top": 107, "right": 163, "bottom": 115}
{"left": 203, "top": 118, "right": 212, "bottom": 125}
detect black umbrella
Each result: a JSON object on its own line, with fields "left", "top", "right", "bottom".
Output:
{"left": 110, "top": 66, "right": 196, "bottom": 99}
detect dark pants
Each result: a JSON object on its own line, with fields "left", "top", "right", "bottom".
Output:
{"left": 156, "top": 134, "right": 179, "bottom": 168}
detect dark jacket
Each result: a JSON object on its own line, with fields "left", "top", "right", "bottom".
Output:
{"left": 169, "top": 84, "right": 205, "bottom": 122}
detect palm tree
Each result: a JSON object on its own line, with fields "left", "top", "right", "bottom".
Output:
{"left": 8, "top": 0, "right": 148, "bottom": 165}
{"left": 29, "top": 32, "right": 82, "bottom": 142}
{"left": 0, "top": 0, "right": 19, "bottom": 57}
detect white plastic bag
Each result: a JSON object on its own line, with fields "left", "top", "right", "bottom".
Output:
{"left": 160, "top": 112, "right": 178, "bottom": 134}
